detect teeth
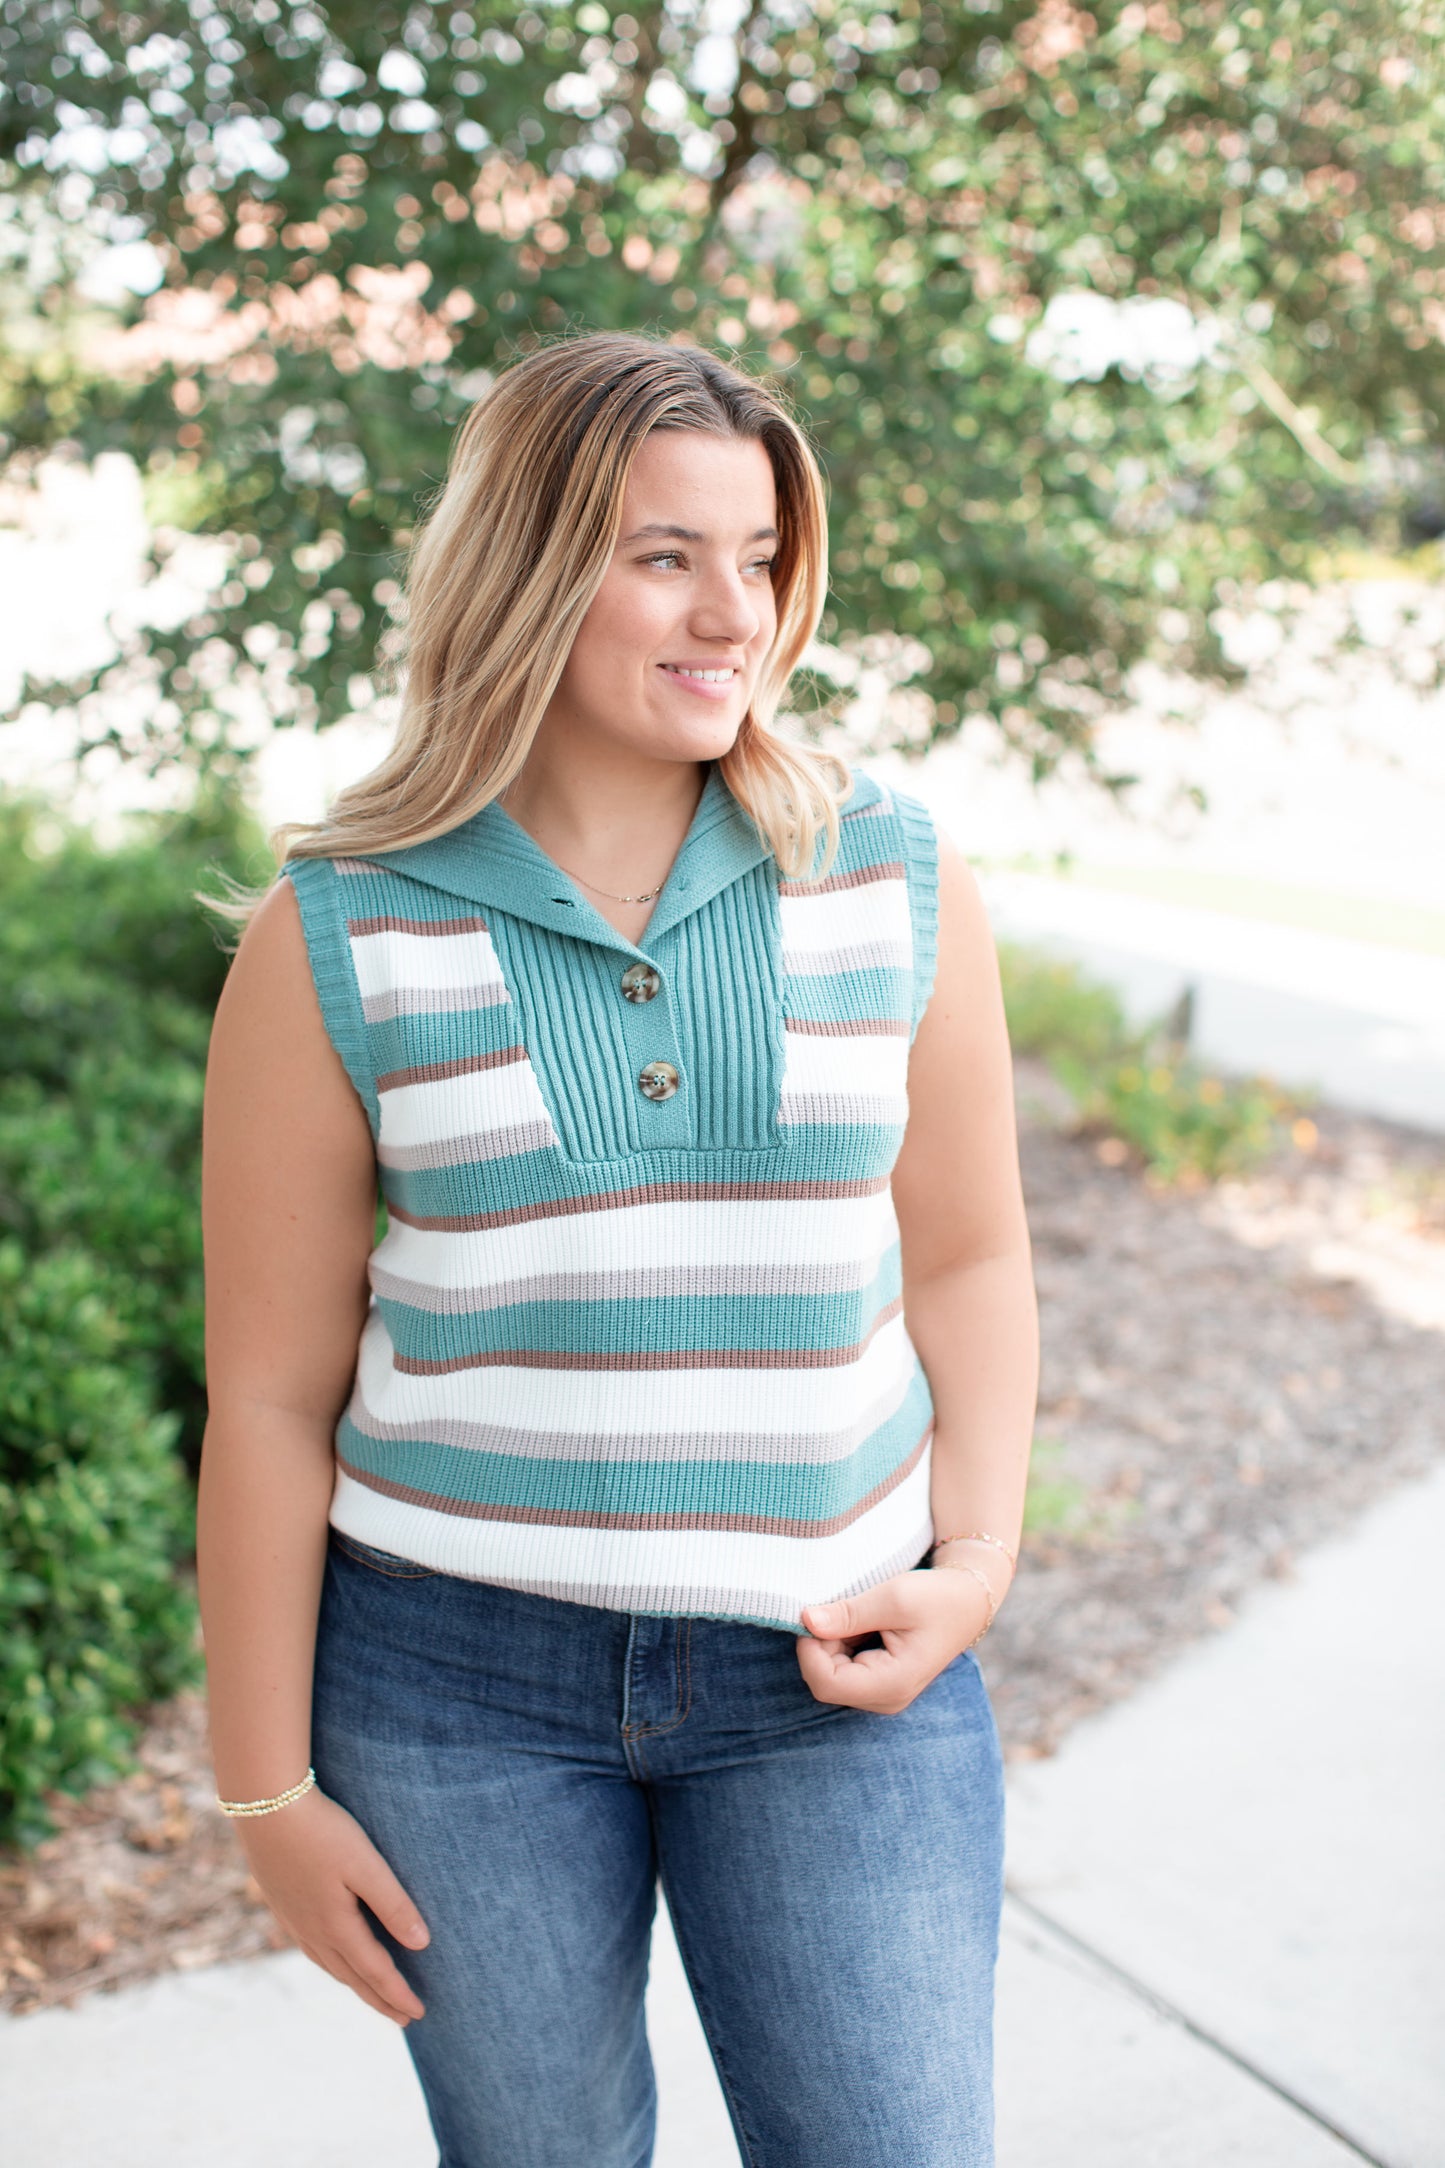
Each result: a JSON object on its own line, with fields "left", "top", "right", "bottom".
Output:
{"left": 665, "top": 666, "right": 736, "bottom": 683}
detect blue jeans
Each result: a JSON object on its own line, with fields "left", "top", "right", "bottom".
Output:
{"left": 311, "top": 1529, "right": 1006, "bottom": 2168}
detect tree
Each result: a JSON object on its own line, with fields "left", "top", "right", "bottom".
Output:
{"left": 3, "top": 0, "right": 1442, "bottom": 784}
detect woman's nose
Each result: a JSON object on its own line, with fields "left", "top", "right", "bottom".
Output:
{"left": 690, "top": 570, "right": 764, "bottom": 641}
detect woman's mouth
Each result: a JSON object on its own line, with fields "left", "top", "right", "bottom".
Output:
{"left": 659, "top": 664, "right": 741, "bottom": 700}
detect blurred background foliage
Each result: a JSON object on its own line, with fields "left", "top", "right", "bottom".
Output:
{"left": 0, "top": 794, "right": 264, "bottom": 1843}
{"left": 2, "top": 0, "right": 1444, "bottom": 787}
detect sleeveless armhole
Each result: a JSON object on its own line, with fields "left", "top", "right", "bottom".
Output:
{"left": 891, "top": 788, "right": 941, "bottom": 1045}
{"left": 279, "top": 857, "right": 381, "bottom": 1142}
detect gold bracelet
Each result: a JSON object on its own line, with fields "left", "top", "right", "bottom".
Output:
{"left": 930, "top": 1528, "right": 1018, "bottom": 1569}
{"left": 216, "top": 1768, "right": 317, "bottom": 1819}
{"left": 931, "top": 1557, "right": 999, "bottom": 1642}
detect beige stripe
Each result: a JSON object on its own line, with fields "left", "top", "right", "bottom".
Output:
{"left": 383, "top": 1172, "right": 892, "bottom": 1235}
{"left": 392, "top": 1294, "right": 904, "bottom": 1376}
{"left": 784, "top": 1016, "right": 910, "bottom": 1038}
{"left": 368, "top": 1253, "right": 887, "bottom": 1313}
{"left": 347, "top": 912, "right": 490, "bottom": 937}
{"left": 777, "top": 861, "right": 904, "bottom": 897}
{"left": 363, "top": 984, "right": 511, "bottom": 1024}
{"left": 336, "top": 1415, "right": 931, "bottom": 1539}
{"left": 377, "top": 1120, "right": 559, "bottom": 1172}
{"left": 376, "top": 1045, "right": 528, "bottom": 1093}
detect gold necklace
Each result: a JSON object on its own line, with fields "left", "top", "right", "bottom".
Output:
{"left": 550, "top": 860, "right": 668, "bottom": 905}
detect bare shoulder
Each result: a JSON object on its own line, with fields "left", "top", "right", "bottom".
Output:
{"left": 213, "top": 874, "right": 314, "bottom": 1030}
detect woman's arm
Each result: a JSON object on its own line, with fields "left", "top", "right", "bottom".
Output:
{"left": 198, "top": 877, "right": 430, "bottom": 2021}
{"left": 797, "top": 830, "right": 1039, "bottom": 1708}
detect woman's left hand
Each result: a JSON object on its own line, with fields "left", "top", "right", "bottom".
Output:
{"left": 797, "top": 1567, "right": 999, "bottom": 1714}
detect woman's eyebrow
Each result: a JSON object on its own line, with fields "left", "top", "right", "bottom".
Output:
{"left": 621, "top": 522, "right": 780, "bottom": 544}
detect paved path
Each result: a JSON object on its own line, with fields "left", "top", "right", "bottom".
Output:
{"left": 4, "top": 1458, "right": 1440, "bottom": 2166}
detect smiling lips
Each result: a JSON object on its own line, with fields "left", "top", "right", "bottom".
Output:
{"left": 659, "top": 663, "right": 742, "bottom": 699}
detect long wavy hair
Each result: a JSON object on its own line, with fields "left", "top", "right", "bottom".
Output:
{"left": 234, "top": 332, "right": 851, "bottom": 911}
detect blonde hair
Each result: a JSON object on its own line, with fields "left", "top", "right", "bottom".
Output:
{"left": 236, "top": 332, "right": 852, "bottom": 914}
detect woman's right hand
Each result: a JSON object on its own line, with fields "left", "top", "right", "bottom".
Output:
{"left": 235, "top": 1786, "right": 432, "bottom": 2026}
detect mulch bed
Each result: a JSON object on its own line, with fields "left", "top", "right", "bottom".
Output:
{"left": 3, "top": 1058, "right": 1441, "bottom": 2015}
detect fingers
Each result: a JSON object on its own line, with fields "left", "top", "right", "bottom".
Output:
{"left": 301, "top": 1935, "right": 425, "bottom": 2027}
{"left": 349, "top": 1849, "right": 432, "bottom": 1953}
{"left": 333, "top": 1922, "right": 428, "bottom": 2023}
{"left": 802, "top": 1578, "right": 919, "bottom": 1643}
{"left": 796, "top": 1629, "right": 922, "bottom": 1714}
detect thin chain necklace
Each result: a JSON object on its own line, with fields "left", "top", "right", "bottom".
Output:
{"left": 549, "top": 858, "right": 668, "bottom": 905}
{"left": 500, "top": 793, "right": 675, "bottom": 904}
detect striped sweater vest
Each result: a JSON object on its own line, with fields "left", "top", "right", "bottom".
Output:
{"left": 283, "top": 759, "right": 942, "bottom": 1632}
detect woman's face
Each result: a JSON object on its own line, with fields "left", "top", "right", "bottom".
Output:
{"left": 545, "top": 427, "right": 781, "bottom": 768}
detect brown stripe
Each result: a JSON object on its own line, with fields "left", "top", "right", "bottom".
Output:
{"left": 376, "top": 1046, "right": 528, "bottom": 1092}
{"left": 384, "top": 1172, "right": 892, "bottom": 1234}
{"left": 777, "top": 861, "right": 905, "bottom": 897}
{"left": 335, "top": 1417, "right": 932, "bottom": 1539}
{"left": 784, "top": 1016, "right": 909, "bottom": 1038}
{"left": 348, "top": 913, "right": 489, "bottom": 938}
{"left": 392, "top": 1294, "right": 905, "bottom": 1376}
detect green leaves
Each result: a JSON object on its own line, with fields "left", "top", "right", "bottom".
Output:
{"left": 0, "top": 796, "right": 264, "bottom": 1847}
{"left": 2, "top": 0, "right": 1443, "bottom": 773}
{"left": 0, "top": 1242, "right": 198, "bottom": 1851}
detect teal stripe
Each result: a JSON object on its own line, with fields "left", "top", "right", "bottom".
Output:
{"left": 378, "top": 1122, "right": 900, "bottom": 1219}
{"left": 374, "top": 1250, "right": 903, "bottom": 1364}
{"left": 364, "top": 1004, "right": 524, "bottom": 1081}
{"left": 337, "top": 1372, "right": 931, "bottom": 1523}
{"left": 784, "top": 964, "right": 912, "bottom": 1021}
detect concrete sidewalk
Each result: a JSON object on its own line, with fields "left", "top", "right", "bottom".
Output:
{"left": 976, "top": 869, "right": 1445, "bottom": 1137}
{"left": 3, "top": 1461, "right": 1442, "bottom": 2166}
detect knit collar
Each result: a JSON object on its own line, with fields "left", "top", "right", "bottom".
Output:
{"left": 365, "top": 760, "right": 773, "bottom": 962}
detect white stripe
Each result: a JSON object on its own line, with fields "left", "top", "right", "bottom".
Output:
{"left": 780, "top": 1027, "right": 909, "bottom": 1097}
{"left": 351, "top": 927, "right": 508, "bottom": 1001}
{"left": 374, "top": 1187, "right": 902, "bottom": 1290}
{"left": 380, "top": 1062, "right": 558, "bottom": 1150}
{"left": 778, "top": 878, "right": 913, "bottom": 957}
{"left": 349, "top": 1361, "right": 918, "bottom": 1465}
{"left": 351, "top": 1304, "right": 919, "bottom": 1435}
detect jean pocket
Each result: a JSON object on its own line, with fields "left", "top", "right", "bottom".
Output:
{"left": 330, "top": 1531, "right": 442, "bottom": 1580}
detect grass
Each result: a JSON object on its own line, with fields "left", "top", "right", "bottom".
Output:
{"left": 1022, "top": 1434, "right": 1139, "bottom": 1547}
{"left": 998, "top": 940, "right": 1307, "bottom": 1190}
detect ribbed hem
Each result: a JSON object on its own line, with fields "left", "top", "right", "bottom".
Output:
{"left": 892, "top": 790, "right": 941, "bottom": 1042}
{"left": 281, "top": 859, "right": 381, "bottom": 1139}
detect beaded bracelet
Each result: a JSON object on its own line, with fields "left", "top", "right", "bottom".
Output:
{"left": 216, "top": 1768, "right": 317, "bottom": 1819}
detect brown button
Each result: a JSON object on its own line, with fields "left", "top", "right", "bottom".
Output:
{"left": 638, "top": 1060, "right": 679, "bottom": 1102}
{"left": 620, "top": 962, "right": 661, "bottom": 1004}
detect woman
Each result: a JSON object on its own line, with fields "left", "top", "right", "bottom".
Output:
{"left": 199, "top": 330, "right": 1039, "bottom": 2168}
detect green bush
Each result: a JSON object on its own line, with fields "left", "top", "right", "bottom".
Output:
{"left": 0, "top": 788, "right": 264, "bottom": 1846}
{"left": 0, "top": 1242, "right": 200, "bottom": 1849}
{"left": 998, "top": 941, "right": 1299, "bottom": 1186}
{"left": 0, "top": 790, "right": 265, "bottom": 1467}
